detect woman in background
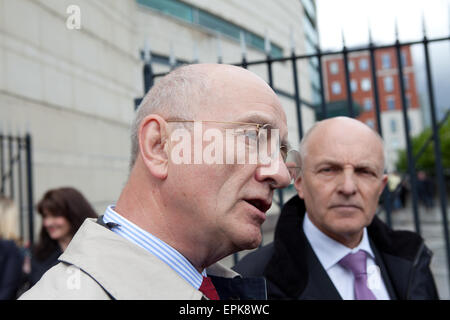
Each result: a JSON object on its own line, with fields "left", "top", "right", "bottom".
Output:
{"left": 0, "top": 196, "right": 24, "bottom": 299}
{"left": 30, "top": 187, "right": 97, "bottom": 286}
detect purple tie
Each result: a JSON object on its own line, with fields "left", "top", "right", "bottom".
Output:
{"left": 339, "top": 250, "right": 377, "bottom": 300}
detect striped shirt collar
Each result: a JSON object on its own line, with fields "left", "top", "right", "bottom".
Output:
{"left": 102, "top": 205, "right": 206, "bottom": 289}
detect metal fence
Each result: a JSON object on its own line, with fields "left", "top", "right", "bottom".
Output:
{"left": 135, "top": 30, "right": 450, "bottom": 285}
{"left": 0, "top": 132, "right": 35, "bottom": 247}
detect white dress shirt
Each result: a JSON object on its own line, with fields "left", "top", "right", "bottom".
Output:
{"left": 303, "top": 212, "right": 391, "bottom": 300}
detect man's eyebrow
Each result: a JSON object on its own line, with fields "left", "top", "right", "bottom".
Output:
{"left": 234, "top": 113, "right": 275, "bottom": 126}
{"left": 315, "top": 159, "right": 380, "bottom": 170}
{"left": 314, "top": 159, "right": 342, "bottom": 167}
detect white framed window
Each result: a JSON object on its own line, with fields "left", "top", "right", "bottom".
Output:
{"left": 361, "top": 78, "right": 371, "bottom": 91}
{"left": 331, "top": 81, "right": 341, "bottom": 95}
{"left": 401, "top": 51, "right": 408, "bottom": 67}
{"left": 330, "top": 62, "right": 339, "bottom": 74}
{"left": 384, "top": 76, "right": 394, "bottom": 92}
{"left": 348, "top": 60, "right": 355, "bottom": 72}
{"left": 351, "top": 80, "right": 357, "bottom": 92}
{"left": 390, "top": 119, "right": 397, "bottom": 133}
{"left": 366, "top": 119, "right": 374, "bottom": 129}
{"left": 382, "top": 53, "right": 391, "bottom": 69}
{"left": 359, "top": 58, "right": 369, "bottom": 71}
{"left": 403, "top": 75, "right": 409, "bottom": 90}
{"left": 387, "top": 96, "right": 395, "bottom": 110}
{"left": 406, "top": 95, "right": 411, "bottom": 108}
{"left": 364, "top": 98, "right": 372, "bottom": 111}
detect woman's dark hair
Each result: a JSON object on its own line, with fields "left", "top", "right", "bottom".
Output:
{"left": 33, "top": 187, "right": 98, "bottom": 261}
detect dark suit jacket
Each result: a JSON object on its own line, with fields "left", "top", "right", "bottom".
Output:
{"left": 234, "top": 196, "right": 439, "bottom": 300}
{"left": 0, "top": 239, "right": 24, "bottom": 300}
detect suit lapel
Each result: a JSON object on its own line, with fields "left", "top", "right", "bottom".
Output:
{"left": 369, "top": 238, "right": 398, "bottom": 300}
{"left": 299, "top": 240, "right": 342, "bottom": 300}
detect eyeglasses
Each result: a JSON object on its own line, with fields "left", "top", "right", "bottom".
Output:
{"left": 166, "top": 119, "right": 302, "bottom": 182}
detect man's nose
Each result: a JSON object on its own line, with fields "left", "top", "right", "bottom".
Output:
{"left": 337, "top": 170, "right": 357, "bottom": 196}
{"left": 255, "top": 155, "right": 291, "bottom": 189}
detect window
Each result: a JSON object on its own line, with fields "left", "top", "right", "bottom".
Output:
{"left": 330, "top": 62, "right": 339, "bottom": 75}
{"left": 366, "top": 119, "right": 374, "bottom": 129}
{"left": 387, "top": 97, "right": 395, "bottom": 110}
{"left": 348, "top": 60, "right": 355, "bottom": 72}
{"left": 382, "top": 53, "right": 391, "bottom": 69}
{"left": 350, "top": 80, "right": 357, "bottom": 92}
{"left": 361, "top": 78, "right": 371, "bottom": 91}
{"left": 403, "top": 75, "right": 409, "bottom": 90}
{"left": 359, "top": 58, "right": 369, "bottom": 71}
{"left": 137, "top": 0, "right": 283, "bottom": 58}
{"left": 363, "top": 98, "right": 372, "bottom": 111}
{"left": 391, "top": 138, "right": 400, "bottom": 149}
{"left": 401, "top": 51, "right": 408, "bottom": 67}
{"left": 390, "top": 119, "right": 397, "bottom": 133}
{"left": 406, "top": 96, "right": 411, "bottom": 108}
{"left": 138, "top": 0, "right": 193, "bottom": 22}
{"left": 384, "top": 76, "right": 394, "bottom": 92}
{"left": 331, "top": 81, "right": 341, "bottom": 95}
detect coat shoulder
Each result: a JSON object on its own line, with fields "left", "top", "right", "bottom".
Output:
{"left": 19, "top": 262, "right": 111, "bottom": 300}
{"left": 233, "top": 243, "right": 275, "bottom": 277}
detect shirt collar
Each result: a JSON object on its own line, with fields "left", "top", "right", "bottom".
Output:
{"left": 102, "top": 205, "right": 206, "bottom": 289}
{"left": 303, "top": 212, "right": 374, "bottom": 271}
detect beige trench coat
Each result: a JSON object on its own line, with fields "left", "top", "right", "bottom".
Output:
{"left": 19, "top": 218, "right": 241, "bottom": 300}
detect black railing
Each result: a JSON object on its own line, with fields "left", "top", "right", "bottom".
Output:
{"left": 135, "top": 31, "right": 450, "bottom": 285}
{"left": 0, "top": 133, "right": 35, "bottom": 247}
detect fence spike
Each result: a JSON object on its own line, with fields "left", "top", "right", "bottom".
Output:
{"left": 341, "top": 28, "right": 346, "bottom": 48}
{"left": 289, "top": 25, "right": 295, "bottom": 53}
{"left": 240, "top": 31, "right": 247, "bottom": 59}
{"left": 143, "top": 38, "right": 151, "bottom": 63}
{"left": 394, "top": 17, "right": 399, "bottom": 40}
{"left": 169, "top": 43, "right": 175, "bottom": 69}
{"left": 216, "top": 34, "right": 223, "bottom": 63}
{"left": 193, "top": 42, "right": 199, "bottom": 64}
{"left": 421, "top": 11, "right": 427, "bottom": 37}
{"left": 264, "top": 29, "right": 271, "bottom": 55}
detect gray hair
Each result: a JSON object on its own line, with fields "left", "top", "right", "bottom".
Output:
{"left": 129, "top": 65, "right": 209, "bottom": 170}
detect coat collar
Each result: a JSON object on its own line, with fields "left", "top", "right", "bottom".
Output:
{"left": 60, "top": 218, "right": 265, "bottom": 300}
{"left": 59, "top": 218, "right": 203, "bottom": 299}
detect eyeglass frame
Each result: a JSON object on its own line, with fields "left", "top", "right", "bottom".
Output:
{"left": 165, "top": 119, "right": 302, "bottom": 181}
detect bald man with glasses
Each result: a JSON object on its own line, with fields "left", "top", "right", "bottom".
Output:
{"left": 234, "top": 117, "right": 438, "bottom": 300}
{"left": 20, "top": 64, "right": 300, "bottom": 300}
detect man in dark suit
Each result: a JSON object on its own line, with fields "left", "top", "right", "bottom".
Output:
{"left": 234, "top": 116, "right": 439, "bottom": 300}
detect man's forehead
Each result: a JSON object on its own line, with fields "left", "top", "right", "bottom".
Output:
{"left": 306, "top": 139, "right": 384, "bottom": 169}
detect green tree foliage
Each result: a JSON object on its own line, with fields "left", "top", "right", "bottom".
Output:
{"left": 396, "top": 114, "right": 450, "bottom": 175}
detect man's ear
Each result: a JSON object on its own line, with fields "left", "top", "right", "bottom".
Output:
{"left": 379, "top": 174, "right": 389, "bottom": 197}
{"left": 294, "top": 174, "right": 305, "bottom": 199}
{"left": 138, "top": 114, "right": 169, "bottom": 180}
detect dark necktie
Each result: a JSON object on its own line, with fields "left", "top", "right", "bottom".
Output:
{"left": 199, "top": 276, "right": 220, "bottom": 300}
{"left": 339, "top": 250, "right": 377, "bottom": 300}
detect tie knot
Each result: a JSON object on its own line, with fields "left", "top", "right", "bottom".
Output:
{"left": 339, "top": 249, "right": 367, "bottom": 276}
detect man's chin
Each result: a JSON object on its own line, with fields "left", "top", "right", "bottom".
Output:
{"left": 234, "top": 232, "right": 262, "bottom": 251}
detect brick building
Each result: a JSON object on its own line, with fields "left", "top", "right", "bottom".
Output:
{"left": 323, "top": 46, "right": 423, "bottom": 171}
